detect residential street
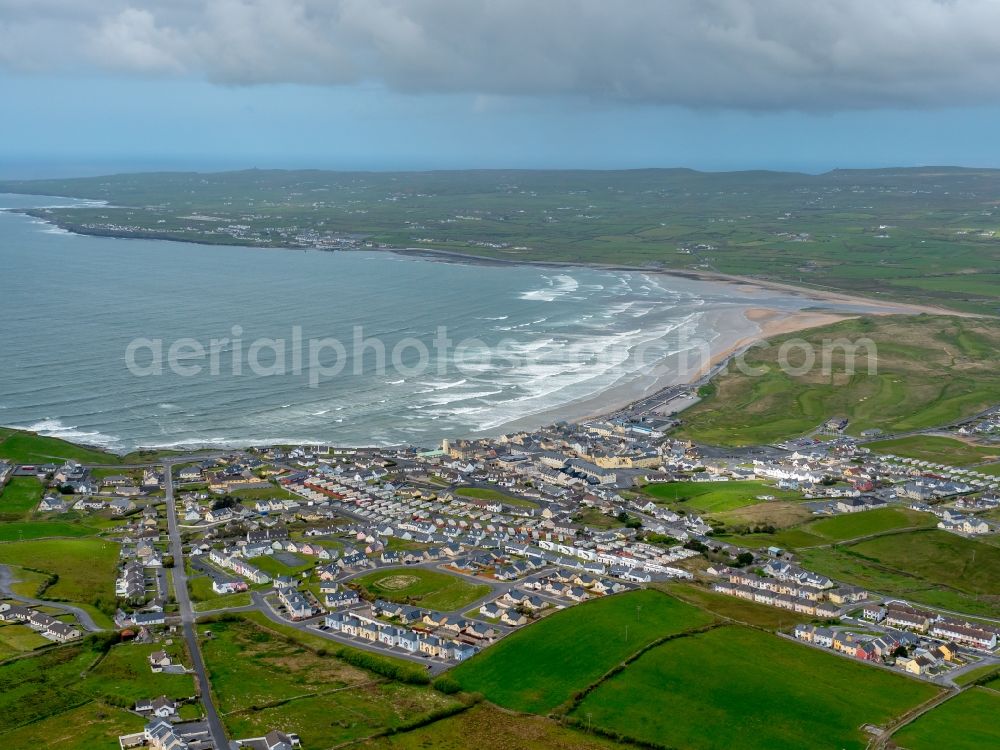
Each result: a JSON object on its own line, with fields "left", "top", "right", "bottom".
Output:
{"left": 163, "top": 462, "right": 229, "bottom": 749}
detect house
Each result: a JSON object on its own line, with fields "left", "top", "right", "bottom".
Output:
{"left": 899, "top": 655, "right": 934, "bottom": 676}
{"left": 884, "top": 603, "right": 933, "bottom": 633}
{"left": 501, "top": 609, "right": 528, "bottom": 626}
{"left": 930, "top": 620, "right": 998, "bottom": 651}
{"left": 142, "top": 719, "right": 189, "bottom": 750}
{"left": 212, "top": 579, "right": 249, "bottom": 595}
{"left": 148, "top": 651, "right": 172, "bottom": 671}
{"left": 479, "top": 602, "right": 504, "bottom": 619}
{"left": 862, "top": 605, "right": 887, "bottom": 623}
{"left": 135, "top": 696, "right": 179, "bottom": 719}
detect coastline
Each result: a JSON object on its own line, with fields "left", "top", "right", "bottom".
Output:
{"left": 0, "top": 194, "right": 966, "bottom": 454}
{"left": 3, "top": 198, "right": 973, "bottom": 320}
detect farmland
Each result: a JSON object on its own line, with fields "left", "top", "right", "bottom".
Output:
{"left": 0, "top": 477, "right": 44, "bottom": 520}
{"left": 716, "top": 507, "right": 936, "bottom": 549}
{"left": 0, "top": 538, "right": 120, "bottom": 619}
{"left": 450, "top": 589, "right": 714, "bottom": 713}
{"left": 0, "top": 637, "right": 200, "bottom": 746}
{"left": 368, "top": 703, "right": 620, "bottom": 750}
{"left": 351, "top": 568, "right": 490, "bottom": 611}
{"left": 800, "top": 529, "right": 1000, "bottom": 617}
{"left": 643, "top": 479, "right": 804, "bottom": 513}
{"left": 200, "top": 617, "right": 460, "bottom": 748}
{"left": 891, "top": 688, "right": 1000, "bottom": 750}
{"left": 676, "top": 316, "right": 1000, "bottom": 446}
{"left": 804, "top": 507, "right": 936, "bottom": 541}
{"left": 574, "top": 626, "right": 939, "bottom": 750}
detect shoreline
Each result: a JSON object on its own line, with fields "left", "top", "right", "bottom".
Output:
{"left": 2, "top": 199, "right": 974, "bottom": 320}
{"left": 0, "top": 195, "right": 967, "bottom": 455}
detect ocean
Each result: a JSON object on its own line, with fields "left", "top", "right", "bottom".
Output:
{"left": 0, "top": 193, "right": 819, "bottom": 452}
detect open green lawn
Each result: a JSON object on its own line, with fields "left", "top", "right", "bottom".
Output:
{"left": 0, "top": 623, "right": 51, "bottom": 654}
{"left": 250, "top": 553, "right": 315, "bottom": 578}
{"left": 453, "top": 486, "right": 538, "bottom": 509}
{"left": 801, "top": 529, "right": 1000, "bottom": 617}
{"left": 352, "top": 568, "right": 489, "bottom": 611}
{"left": 450, "top": 590, "right": 714, "bottom": 714}
{"left": 892, "top": 688, "right": 1000, "bottom": 750}
{"left": 0, "top": 431, "right": 119, "bottom": 465}
{"left": 226, "top": 484, "right": 299, "bottom": 501}
{"left": 188, "top": 573, "right": 252, "bottom": 611}
{"left": 0, "top": 538, "right": 119, "bottom": 615}
{"left": 677, "top": 316, "right": 1000, "bottom": 446}
{"left": 574, "top": 625, "right": 939, "bottom": 750}
{"left": 806, "top": 507, "right": 936, "bottom": 541}
{"left": 0, "top": 520, "right": 96, "bottom": 542}
{"left": 0, "top": 477, "right": 44, "bottom": 520}
{"left": 201, "top": 617, "right": 458, "bottom": 748}
{"left": 644, "top": 479, "right": 804, "bottom": 513}
{"left": 867, "top": 435, "right": 1000, "bottom": 466}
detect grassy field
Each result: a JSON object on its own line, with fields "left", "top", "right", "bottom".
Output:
{"left": 0, "top": 623, "right": 51, "bottom": 655}
{"left": 718, "top": 507, "right": 937, "bottom": 548}
{"left": 0, "top": 643, "right": 100, "bottom": 731}
{"left": 571, "top": 507, "right": 623, "bottom": 530}
{"left": 952, "top": 663, "right": 999, "bottom": 687}
{"left": 11, "top": 167, "right": 1000, "bottom": 316}
{"left": 867, "top": 435, "right": 1000, "bottom": 466}
{"left": 352, "top": 568, "right": 490, "bottom": 611}
{"left": 0, "top": 700, "right": 144, "bottom": 750}
{"left": 201, "top": 617, "right": 459, "bottom": 748}
{"left": 76, "top": 642, "right": 196, "bottom": 703}
{"left": 660, "top": 582, "right": 804, "bottom": 631}
{"left": 0, "top": 538, "right": 120, "bottom": 616}
{"left": 450, "top": 590, "right": 714, "bottom": 714}
{"left": 800, "top": 529, "right": 1000, "bottom": 617}
{"left": 643, "top": 479, "right": 804, "bottom": 513}
{"left": 367, "top": 703, "right": 620, "bottom": 750}
{"left": 0, "top": 477, "right": 44, "bottom": 520}
{"left": 0, "top": 638, "right": 200, "bottom": 746}
{"left": 0, "top": 520, "right": 96, "bottom": 542}
{"left": 892, "top": 688, "right": 1000, "bottom": 750}
{"left": 806, "top": 507, "right": 936, "bottom": 541}
{"left": 574, "top": 625, "right": 939, "bottom": 750}
{"left": 250, "top": 553, "right": 315, "bottom": 578}
{"left": 453, "top": 486, "right": 538, "bottom": 509}
{"left": 0, "top": 431, "right": 119, "bottom": 465}
{"left": 677, "top": 316, "right": 1000, "bottom": 446}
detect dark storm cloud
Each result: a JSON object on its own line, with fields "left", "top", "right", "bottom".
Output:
{"left": 2, "top": 0, "right": 1000, "bottom": 110}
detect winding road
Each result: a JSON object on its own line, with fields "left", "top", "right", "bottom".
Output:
{"left": 0, "top": 563, "right": 104, "bottom": 632}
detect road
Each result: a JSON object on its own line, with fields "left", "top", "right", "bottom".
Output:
{"left": 0, "top": 563, "right": 104, "bottom": 632}
{"left": 163, "top": 461, "right": 228, "bottom": 749}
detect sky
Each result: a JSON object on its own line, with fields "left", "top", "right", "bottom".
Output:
{"left": 3, "top": 0, "right": 1000, "bottom": 178}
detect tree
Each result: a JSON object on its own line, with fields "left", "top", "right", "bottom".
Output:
{"left": 734, "top": 552, "right": 755, "bottom": 567}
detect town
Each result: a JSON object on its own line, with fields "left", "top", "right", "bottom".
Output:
{"left": 2, "top": 391, "right": 1000, "bottom": 750}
